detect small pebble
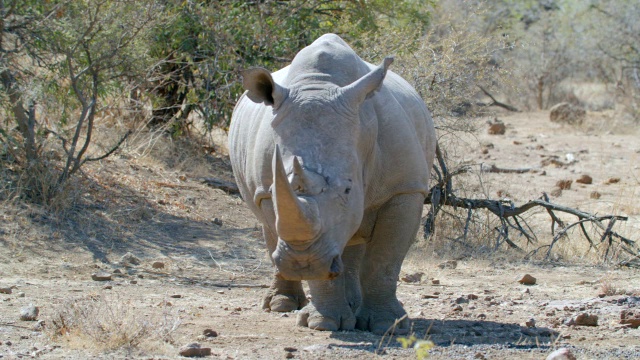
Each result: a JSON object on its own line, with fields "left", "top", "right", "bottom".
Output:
{"left": 518, "top": 274, "right": 537, "bottom": 285}
{"left": 20, "top": 305, "right": 39, "bottom": 321}
{"left": 179, "top": 343, "right": 212, "bottom": 357}
{"left": 91, "top": 272, "right": 112, "bottom": 281}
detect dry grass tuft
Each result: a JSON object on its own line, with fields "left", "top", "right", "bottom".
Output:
{"left": 47, "top": 292, "right": 181, "bottom": 352}
{"left": 599, "top": 279, "right": 619, "bottom": 297}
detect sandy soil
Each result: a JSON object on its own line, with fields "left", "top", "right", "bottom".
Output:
{"left": 0, "top": 111, "right": 639, "bottom": 359}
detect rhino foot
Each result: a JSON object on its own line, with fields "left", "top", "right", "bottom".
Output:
{"left": 297, "top": 302, "right": 356, "bottom": 331}
{"left": 356, "top": 301, "right": 410, "bottom": 335}
{"left": 262, "top": 278, "right": 308, "bottom": 312}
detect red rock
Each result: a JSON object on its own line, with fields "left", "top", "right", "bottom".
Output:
{"left": 518, "top": 274, "right": 537, "bottom": 285}
{"left": 620, "top": 310, "right": 640, "bottom": 328}
{"left": 574, "top": 313, "right": 598, "bottom": 326}
{"left": 576, "top": 175, "right": 592, "bottom": 184}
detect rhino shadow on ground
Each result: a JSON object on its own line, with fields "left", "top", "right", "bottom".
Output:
{"left": 328, "top": 318, "right": 558, "bottom": 353}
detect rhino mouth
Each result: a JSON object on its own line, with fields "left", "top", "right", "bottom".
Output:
{"left": 272, "top": 240, "right": 343, "bottom": 281}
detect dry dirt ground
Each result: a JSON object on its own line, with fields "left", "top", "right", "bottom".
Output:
{"left": 1, "top": 111, "right": 639, "bottom": 359}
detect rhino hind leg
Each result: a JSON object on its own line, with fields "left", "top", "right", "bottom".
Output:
{"left": 356, "top": 193, "right": 424, "bottom": 335}
{"left": 263, "top": 276, "right": 308, "bottom": 312}
{"left": 296, "top": 275, "right": 357, "bottom": 331}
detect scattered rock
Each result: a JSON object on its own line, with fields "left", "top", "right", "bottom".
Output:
{"left": 212, "top": 218, "right": 223, "bottom": 226}
{"left": 518, "top": 274, "right": 537, "bottom": 285}
{"left": 120, "top": 252, "right": 141, "bottom": 266}
{"left": 401, "top": 272, "right": 424, "bottom": 283}
{"left": 549, "top": 102, "right": 586, "bottom": 125}
{"left": 620, "top": 310, "right": 640, "bottom": 328}
{"left": 605, "top": 177, "right": 620, "bottom": 184}
{"left": 475, "top": 352, "right": 486, "bottom": 359}
{"left": 438, "top": 260, "right": 458, "bottom": 269}
{"left": 590, "top": 191, "right": 601, "bottom": 199}
{"left": 431, "top": 279, "right": 440, "bottom": 285}
{"left": 203, "top": 328, "right": 218, "bottom": 337}
{"left": 285, "top": 352, "right": 294, "bottom": 359}
{"left": 546, "top": 347, "right": 577, "bottom": 360}
{"left": 33, "top": 320, "right": 45, "bottom": 331}
{"left": 467, "top": 294, "right": 479, "bottom": 300}
{"left": 17, "top": 292, "right": 25, "bottom": 297}
{"left": 112, "top": 269, "right": 123, "bottom": 275}
{"left": 0, "top": 287, "right": 12, "bottom": 294}
{"left": 179, "top": 343, "right": 212, "bottom": 357}
{"left": 574, "top": 313, "right": 598, "bottom": 326}
{"left": 550, "top": 187, "right": 564, "bottom": 197}
{"left": 152, "top": 261, "right": 165, "bottom": 269}
{"left": 422, "top": 294, "right": 439, "bottom": 299}
{"left": 455, "top": 297, "right": 469, "bottom": 304}
{"left": 20, "top": 304, "right": 39, "bottom": 321}
{"left": 525, "top": 318, "right": 536, "bottom": 328}
{"left": 488, "top": 121, "right": 506, "bottom": 135}
{"left": 284, "top": 347, "right": 298, "bottom": 353}
{"left": 91, "top": 272, "right": 112, "bottom": 281}
{"left": 103, "top": 285, "right": 113, "bottom": 290}
{"left": 452, "top": 305, "right": 463, "bottom": 312}
{"left": 170, "top": 294, "right": 182, "bottom": 298}
{"left": 576, "top": 175, "right": 593, "bottom": 184}
{"left": 556, "top": 179, "right": 572, "bottom": 190}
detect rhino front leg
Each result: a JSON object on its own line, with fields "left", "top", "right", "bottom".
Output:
{"left": 343, "top": 243, "right": 365, "bottom": 312}
{"left": 297, "top": 273, "right": 357, "bottom": 331}
{"left": 356, "top": 193, "right": 423, "bottom": 335}
{"left": 263, "top": 276, "right": 308, "bottom": 312}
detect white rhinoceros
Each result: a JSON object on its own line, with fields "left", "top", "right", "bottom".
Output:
{"left": 228, "top": 34, "right": 436, "bottom": 334}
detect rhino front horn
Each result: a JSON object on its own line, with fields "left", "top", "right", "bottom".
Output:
{"left": 272, "top": 145, "right": 321, "bottom": 243}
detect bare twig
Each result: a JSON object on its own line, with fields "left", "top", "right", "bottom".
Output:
{"left": 477, "top": 85, "right": 520, "bottom": 112}
{"left": 481, "top": 164, "right": 535, "bottom": 174}
{"left": 84, "top": 130, "right": 132, "bottom": 163}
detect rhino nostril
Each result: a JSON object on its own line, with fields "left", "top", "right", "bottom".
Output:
{"left": 328, "top": 255, "right": 343, "bottom": 279}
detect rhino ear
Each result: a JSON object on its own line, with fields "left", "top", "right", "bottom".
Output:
{"left": 341, "top": 57, "right": 393, "bottom": 106}
{"left": 242, "top": 68, "right": 288, "bottom": 108}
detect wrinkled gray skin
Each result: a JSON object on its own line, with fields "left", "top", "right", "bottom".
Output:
{"left": 229, "top": 34, "right": 436, "bottom": 335}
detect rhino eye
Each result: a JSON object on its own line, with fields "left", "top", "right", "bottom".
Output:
{"left": 344, "top": 187, "right": 351, "bottom": 194}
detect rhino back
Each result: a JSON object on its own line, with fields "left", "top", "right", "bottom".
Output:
{"left": 362, "top": 69, "right": 435, "bottom": 208}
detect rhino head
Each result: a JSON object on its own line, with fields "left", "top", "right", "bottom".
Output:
{"left": 242, "top": 57, "right": 394, "bottom": 281}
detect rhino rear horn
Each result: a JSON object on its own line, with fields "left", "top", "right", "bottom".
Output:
{"left": 272, "top": 145, "right": 321, "bottom": 242}
{"left": 341, "top": 57, "right": 394, "bottom": 106}
{"left": 242, "top": 68, "right": 288, "bottom": 108}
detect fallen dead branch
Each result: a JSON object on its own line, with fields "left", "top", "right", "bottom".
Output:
{"left": 424, "top": 144, "right": 638, "bottom": 264}
{"left": 481, "top": 164, "right": 535, "bottom": 174}
{"left": 199, "top": 177, "right": 240, "bottom": 194}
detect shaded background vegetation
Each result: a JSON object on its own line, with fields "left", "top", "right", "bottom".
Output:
{"left": 1, "top": 0, "right": 638, "bottom": 209}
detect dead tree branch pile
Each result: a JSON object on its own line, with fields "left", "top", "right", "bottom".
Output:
{"left": 424, "top": 145, "right": 638, "bottom": 265}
